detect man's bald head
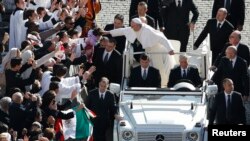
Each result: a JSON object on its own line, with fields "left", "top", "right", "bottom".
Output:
{"left": 12, "top": 92, "right": 23, "bottom": 104}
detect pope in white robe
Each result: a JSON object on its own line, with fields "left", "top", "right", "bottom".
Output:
{"left": 105, "top": 18, "right": 176, "bottom": 87}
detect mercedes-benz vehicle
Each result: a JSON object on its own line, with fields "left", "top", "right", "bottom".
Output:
{"left": 111, "top": 40, "right": 217, "bottom": 141}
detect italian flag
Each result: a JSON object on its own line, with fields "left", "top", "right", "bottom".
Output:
{"left": 61, "top": 107, "right": 96, "bottom": 140}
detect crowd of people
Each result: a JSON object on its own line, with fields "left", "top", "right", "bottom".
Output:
{"left": 0, "top": 0, "right": 249, "bottom": 141}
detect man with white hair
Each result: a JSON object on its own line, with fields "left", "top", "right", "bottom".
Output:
{"left": 168, "top": 54, "right": 202, "bottom": 87}
{"left": 104, "top": 17, "right": 175, "bottom": 86}
{"left": 211, "top": 46, "right": 249, "bottom": 101}
{"left": 0, "top": 97, "right": 11, "bottom": 125}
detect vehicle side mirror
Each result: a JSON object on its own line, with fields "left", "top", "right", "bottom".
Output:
{"left": 110, "top": 83, "right": 121, "bottom": 97}
{"left": 206, "top": 84, "right": 218, "bottom": 96}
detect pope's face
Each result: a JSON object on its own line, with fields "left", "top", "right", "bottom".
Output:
{"left": 131, "top": 21, "right": 141, "bottom": 31}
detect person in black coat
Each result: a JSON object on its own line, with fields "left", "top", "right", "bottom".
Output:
{"left": 129, "top": 54, "right": 161, "bottom": 88}
{"left": 86, "top": 77, "right": 121, "bottom": 141}
{"left": 129, "top": 0, "right": 164, "bottom": 30}
{"left": 168, "top": 54, "right": 202, "bottom": 87}
{"left": 213, "top": 30, "right": 250, "bottom": 67}
{"left": 161, "top": 0, "right": 199, "bottom": 52}
{"left": 0, "top": 97, "right": 11, "bottom": 126}
{"left": 212, "top": 0, "right": 245, "bottom": 31}
{"left": 5, "top": 57, "right": 36, "bottom": 96}
{"left": 104, "top": 14, "right": 126, "bottom": 55}
{"left": 194, "top": 8, "right": 234, "bottom": 64}
{"left": 130, "top": 1, "right": 155, "bottom": 28}
{"left": 209, "top": 78, "right": 246, "bottom": 125}
{"left": 93, "top": 38, "right": 122, "bottom": 87}
{"left": 211, "top": 46, "right": 249, "bottom": 101}
{"left": 9, "top": 92, "right": 37, "bottom": 138}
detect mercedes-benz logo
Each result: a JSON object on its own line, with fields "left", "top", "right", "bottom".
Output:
{"left": 155, "top": 134, "right": 165, "bottom": 141}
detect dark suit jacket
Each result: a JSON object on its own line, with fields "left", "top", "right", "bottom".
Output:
{"left": 5, "top": 63, "right": 36, "bottom": 96}
{"left": 129, "top": 66, "right": 161, "bottom": 87}
{"left": 86, "top": 89, "right": 117, "bottom": 141}
{"left": 162, "top": 0, "right": 199, "bottom": 37}
{"left": 212, "top": 56, "right": 249, "bottom": 96}
{"left": 194, "top": 18, "right": 234, "bottom": 53}
{"left": 129, "top": 0, "right": 163, "bottom": 29}
{"left": 209, "top": 91, "right": 246, "bottom": 125}
{"left": 212, "top": 0, "right": 245, "bottom": 28}
{"left": 104, "top": 24, "right": 126, "bottom": 54}
{"left": 214, "top": 42, "right": 250, "bottom": 67}
{"left": 93, "top": 48, "right": 122, "bottom": 86}
{"left": 130, "top": 14, "right": 155, "bottom": 28}
{"left": 167, "top": 65, "right": 202, "bottom": 87}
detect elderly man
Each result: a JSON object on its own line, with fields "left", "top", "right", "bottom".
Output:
{"left": 194, "top": 8, "right": 234, "bottom": 64}
{"left": 211, "top": 46, "right": 249, "bottom": 101}
{"left": 168, "top": 54, "right": 202, "bottom": 88}
{"left": 213, "top": 30, "right": 250, "bottom": 67}
{"left": 9, "top": 92, "right": 37, "bottom": 138}
{"left": 104, "top": 18, "right": 175, "bottom": 86}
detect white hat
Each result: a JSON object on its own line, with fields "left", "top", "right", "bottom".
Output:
{"left": 132, "top": 18, "right": 142, "bottom": 25}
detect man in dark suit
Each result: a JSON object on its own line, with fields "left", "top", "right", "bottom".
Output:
{"left": 213, "top": 30, "right": 250, "bottom": 67}
{"left": 129, "top": 54, "right": 161, "bottom": 88}
{"left": 168, "top": 54, "right": 202, "bottom": 87}
{"left": 212, "top": 0, "right": 245, "bottom": 31}
{"left": 86, "top": 77, "right": 122, "bottom": 141}
{"left": 130, "top": 1, "right": 155, "bottom": 28}
{"left": 194, "top": 8, "right": 234, "bottom": 64}
{"left": 162, "top": 0, "right": 199, "bottom": 52}
{"left": 129, "top": 0, "right": 164, "bottom": 30}
{"left": 93, "top": 38, "right": 122, "bottom": 87}
{"left": 209, "top": 78, "right": 246, "bottom": 125}
{"left": 211, "top": 46, "right": 249, "bottom": 101}
{"left": 104, "top": 14, "right": 126, "bottom": 55}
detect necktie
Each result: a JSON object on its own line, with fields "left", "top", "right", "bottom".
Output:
{"left": 225, "top": 0, "right": 231, "bottom": 13}
{"left": 100, "top": 93, "right": 104, "bottom": 100}
{"left": 178, "top": 0, "right": 181, "bottom": 7}
{"left": 142, "top": 69, "right": 147, "bottom": 80}
{"left": 183, "top": 69, "right": 187, "bottom": 78}
{"left": 230, "top": 60, "right": 233, "bottom": 68}
{"left": 226, "top": 95, "right": 231, "bottom": 121}
{"left": 103, "top": 53, "right": 109, "bottom": 63}
{"left": 217, "top": 23, "right": 221, "bottom": 31}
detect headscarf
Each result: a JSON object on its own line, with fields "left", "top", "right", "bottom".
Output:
{"left": 21, "top": 50, "right": 33, "bottom": 65}
{"left": 1, "top": 48, "right": 20, "bottom": 71}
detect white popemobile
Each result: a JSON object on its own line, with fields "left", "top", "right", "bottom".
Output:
{"left": 110, "top": 39, "right": 216, "bottom": 141}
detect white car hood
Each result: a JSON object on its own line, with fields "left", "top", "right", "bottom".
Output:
{"left": 122, "top": 102, "right": 205, "bottom": 127}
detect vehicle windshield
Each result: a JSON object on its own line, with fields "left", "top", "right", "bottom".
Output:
{"left": 122, "top": 93, "right": 202, "bottom": 103}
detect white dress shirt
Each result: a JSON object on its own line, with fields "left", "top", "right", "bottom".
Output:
{"left": 175, "top": 0, "right": 182, "bottom": 7}
{"left": 99, "top": 91, "right": 106, "bottom": 99}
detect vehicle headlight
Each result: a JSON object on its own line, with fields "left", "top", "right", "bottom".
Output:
{"left": 186, "top": 132, "right": 198, "bottom": 141}
{"left": 122, "top": 130, "right": 133, "bottom": 140}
